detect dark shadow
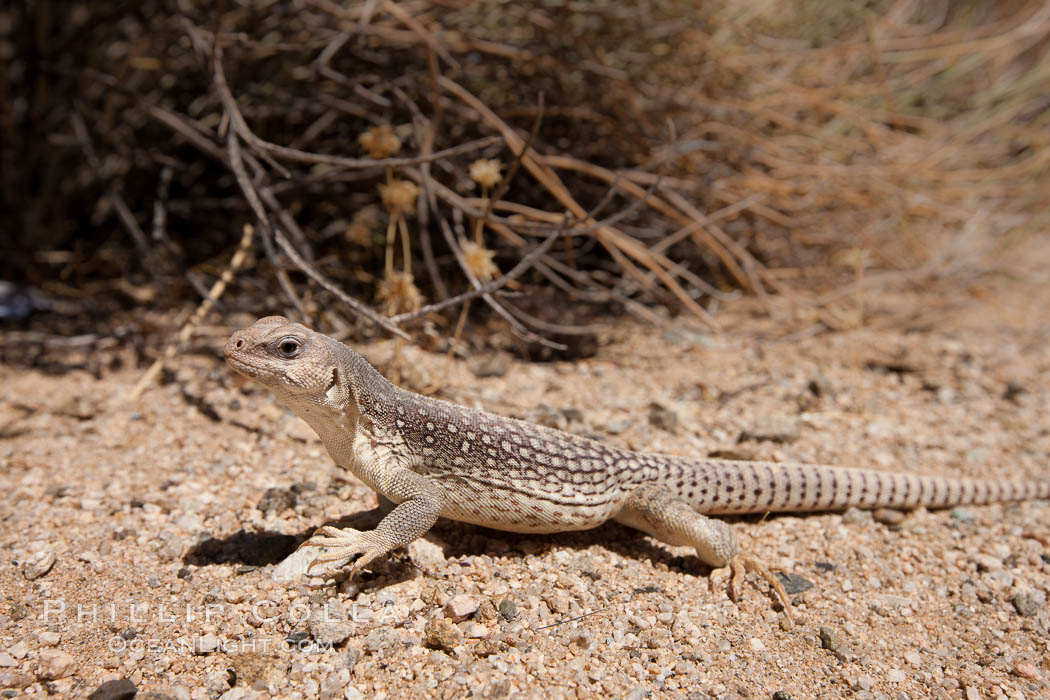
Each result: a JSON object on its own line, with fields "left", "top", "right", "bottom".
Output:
{"left": 183, "top": 508, "right": 795, "bottom": 609}
{"left": 185, "top": 530, "right": 304, "bottom": 567}
{"left": 185, "top": 505, "right": 395, "bottom": 567}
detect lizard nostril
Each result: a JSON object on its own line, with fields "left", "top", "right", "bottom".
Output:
{"left": 235, "top": 339, "right": 245, "bottom": 350}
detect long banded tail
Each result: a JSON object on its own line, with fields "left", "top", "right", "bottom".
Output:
{"left": 672, "top": 458, "right": 1050, "bottom": 515}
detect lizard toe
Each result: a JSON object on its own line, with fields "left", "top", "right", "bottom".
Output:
{"left": 711, "top": 552, "right": 794, "bottom": 628}
{"left": 302, "top": 527, "right": 386, "bottom": 578}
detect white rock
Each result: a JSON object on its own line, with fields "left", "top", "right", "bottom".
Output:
{"left": 77, "top": 551, "right": 100, "bottom": 565}
{"left": 445, "top": 594, "right": 478, "bottom": 620}
{"left": 23, "top": 551, "right": 56, "bottom": 580}
{"left": 973, "top": 553, "right": 1001, "bottom": 571}
{"left": 36, "top": 649, "right": 76, "bottom": 679}
{"left": 272, "top": 546, "right": 343, "bottom": 583}
{"left": 38, "top": 632, "right": 61, "bottom": 647}
{"left": 461, "top": 622, "right": 489, "bottom": 639}
{"left": 407, "top": 537, "right": 446, "bottom": 572}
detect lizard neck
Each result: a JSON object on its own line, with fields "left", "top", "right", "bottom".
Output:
{"left": 288, "top": 347, "right": 403, "bottom": 468}
{"left": 297, "top": 402, "right": 359, "bottom": 466}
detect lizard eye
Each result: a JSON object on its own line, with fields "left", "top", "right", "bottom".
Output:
{"left": 275, "top": 337, "right": 301, "bottom": 358}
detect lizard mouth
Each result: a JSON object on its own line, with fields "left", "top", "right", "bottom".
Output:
{"left": 224, "top": 352, "right": 265, "bottom": 379}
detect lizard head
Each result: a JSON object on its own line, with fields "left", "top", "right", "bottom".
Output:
{"left": 224, "top": 316, "right": 354, "bottom": 414}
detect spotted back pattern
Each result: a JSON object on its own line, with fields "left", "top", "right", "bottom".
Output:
{"left": 346, "top": 350, "right": 1050, "bottom": 529}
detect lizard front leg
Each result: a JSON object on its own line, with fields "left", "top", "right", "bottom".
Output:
{"left": 614, "top": 485, "right": 793, "bottom": 624}
{"left": 301, "top": 468, "right": 442, "bottom": 580}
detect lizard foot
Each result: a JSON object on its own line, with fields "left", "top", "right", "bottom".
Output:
{"left": 298, "top": 526, "right": 386, "bottom": 579}
{"left": 710, "top": 552, "right": 794, "bottom": 628}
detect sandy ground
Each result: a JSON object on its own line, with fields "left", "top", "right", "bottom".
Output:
{"left": 1, "top": 248, "right": 1049, "bottom": 699}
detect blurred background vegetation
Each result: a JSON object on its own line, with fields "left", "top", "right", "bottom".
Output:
{"left": 2, "top": 0, "right": 1047, "bottom": 363}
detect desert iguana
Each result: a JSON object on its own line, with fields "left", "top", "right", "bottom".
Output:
{"left": 225, "top": 316, "right": 1050, "bottom": 620}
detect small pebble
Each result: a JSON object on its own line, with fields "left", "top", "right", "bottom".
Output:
{"left": 498, "top": 599, "right": 518, "bottom": 621}
{"left": 739, "top": 414, "right": 799, "bottom": 443}
{"left": 873, "top": 508, "right": 906, "bottom": 528}
{"left": 1002, "top": 380, "right": 1026, "bottom": 403}
{"left": 776, "top": 572, "right": 814, "bottom": 594}
{"left": 603, "top": 418, "right": 634, "bottom": 435}
{"left": 36, "top": 649, "right": 76, "bottom": 680}
{"left": 23, "top": 550, "right": 56, "bottom": 580}
{"left": 460, "top": 622, "right": 489, "bottom": 639}
{"left": 318, "top": 672, "right": 348, "bottom": 700}
{"left": 842, "top": 507, "right": 874, "bottom": 525}
{"left": 424, "top": 618, "right": 462, "bottom": 652}
{"left": 257, "top": 487, "right": 296, "bottom": 514}
{"left": 311, "top": 616, "right": 355, "bottom": 647}
{"left": 807, "top": 375, "right": 833, "bottom": 397}
{"left": 1013, "top": 663, "right": 1039, "bottom": 680}
{"left": 445, "top": 594, "right": 479, "bottom": 620}
{"left": 748, "top": 638, "right": 765, "bottom": 651}
{"left": 887, "top": 668, "right": 905, "bottom": 683}
{"left": 0, "top": 671, "right": 33, "bottom": 690}
{"left": 569, "top": 629, "right": 592, "bottom": 649}
{"left": 623, "top": 686, "right": 647, "bottom": 700}
{"left": 408, "top": 538, "right": 446, "bottom": 571}
{"left": 972, "top": 554, "right": 1001, "bottom": 572}
{"left": 818, "top": 626, "right": 845, "bottom": 657}
{"left": 985, "top": 570, "right": 1013, "bottom": 588}
{"left": 473, "top": 639, "right": 503, "bottom": 657}
{"left": 470, "top": 353, "right": 511, "bottom": 378}
{"left": 648, "top": 403, "right": 678, "bottom": 433}
{"left": 1011, "top": 590, "right": 1046, "bottom": 617}
{"left": 38, "top": 631, "right": 61, "bottom": 647}
{"left": 88, "top": 678, "right": 138, "bottom": 700}
{"left": 8, "top": 603, "right": 28, "bottom": 622}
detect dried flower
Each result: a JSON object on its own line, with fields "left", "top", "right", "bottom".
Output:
{"left": 379, "top": 179, "right": 419, "bottom": 216}
{"left": 346, "top": 205, "right": 382, "bottom": 246}
{"left": 461, "top": 239, "right": 499, "bottom": 281}
{"left": 376, "top": 271, "right": 424, "bottom": 314}
{"left": 358, "top": 125, "right": 401, "bottom": 159}
{"left": 469, "top": 158, "right": 503, "bottom": 189}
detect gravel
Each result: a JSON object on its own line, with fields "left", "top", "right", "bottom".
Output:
{"left": 1, "top": 266, "right": 1049, "bottom": 697}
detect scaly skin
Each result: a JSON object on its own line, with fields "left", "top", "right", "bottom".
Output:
{"left": 225, "top": 317, "right": 1050, "bottom": 619}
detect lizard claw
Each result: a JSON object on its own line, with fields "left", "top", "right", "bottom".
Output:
{"left": 300, "top": 526, "right": 385, "bottom": 579}
{"left": 710, "top": 553, "right": 794, "bottom": 628}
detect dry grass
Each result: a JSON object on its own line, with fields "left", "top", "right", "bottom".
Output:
{"left": 2, "top": 0, "right": 1047, "bottom": 351}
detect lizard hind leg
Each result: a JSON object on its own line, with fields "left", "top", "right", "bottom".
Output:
{"left": 613, "top": 485, "right": 793, "bottom": 626}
